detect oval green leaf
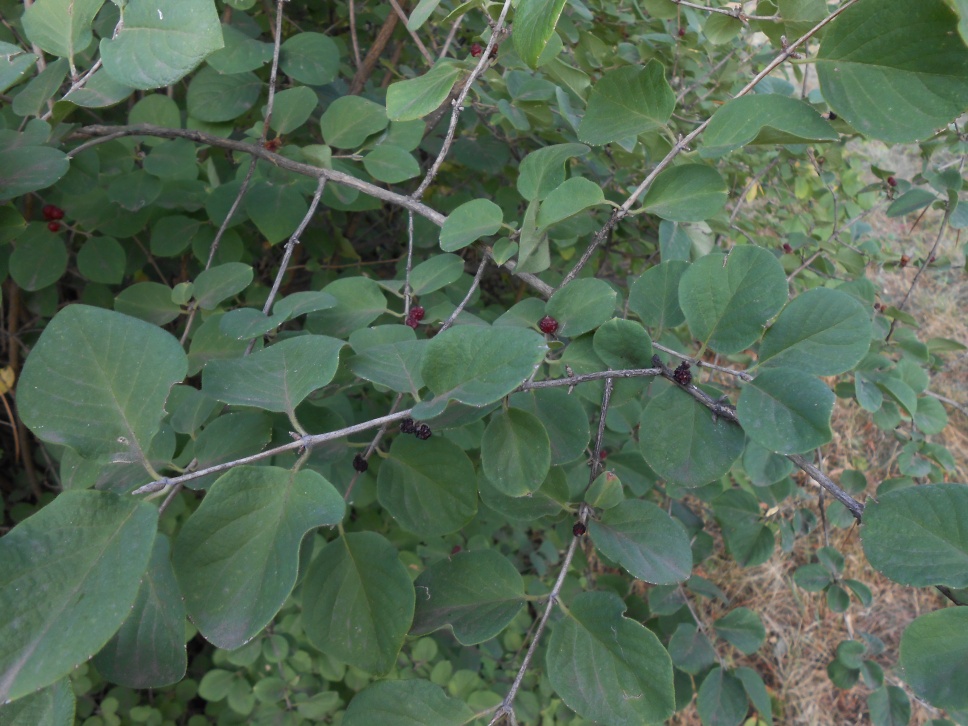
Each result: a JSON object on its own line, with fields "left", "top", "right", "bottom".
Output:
{"left": 641, "top": 164, "right": 728, "bottom": 222}
{"left": 737, "top": 367, "right": 834, "bottom": 454}
{"left": 386, "top": 60, "right": 462, "bottom": 122}
{"left": 900, "top": 608, "right": 968, "bottom": 712}
{"left": 578, "top": 60, "right": 675, "bottom": 146}
{"left": 546, "top": 278, "right": 618, "bottom": 337}
{"left": 481, "top": 408, "right": 552, "bottom": 496}
{"left": 439, "top": 198, "right": 503, "bottom": 252}
{"left": 536, "top": 177, "right": 605, "bottom": 228}
{"left": 343, "top": 679, "right": 474, "bottom": 726}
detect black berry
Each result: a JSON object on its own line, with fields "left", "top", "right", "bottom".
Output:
{"left": 47, "top": 221, "right": 61, "bottom": 232}
{"left": 352, "top": 453, "right": 368, "bottom": 473}
{"left": 673, "top": 362, "right": 692, "bottom": 386}
{"left": 400, "top": 418, "right": 417, "bottom": 434}
{"left": 538, "top": 315, "right": 559, "bottom": 335}
{"left": 470, "top": 43, "right": 483, "bottom": 58}
{"left": 573, "top": 522, "right": 587, "bottom": 537}
{"left": 415, "top": 423, "right": 432, "bottom": 440}
{"left": 42, "top": 204, "right": 64, "bottom": 221}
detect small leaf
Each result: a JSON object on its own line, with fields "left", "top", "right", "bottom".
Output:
{"left": 517, "top": 143, "right": 590, "bottom": 201}
{"left": 536, "top": 177, "right": 605, "bottom": 228}
{"left": 679, "top": 245, "right": 787, "bottom": 355}
{"left": 363, "top": 144, "right": 420, "bottom": 183}
{"left": 696, "top": 667, "right": 748, "bottom": 726}
{"left": 439, "top": 199, "right": 503, "bottom": 251}
{"left": 411, "top": 550, "right": 525, "bottom": 644}
{"left": 714, "top": 608, "right": 766, "bottom": 655}
{"left": 509, "top": 388, "right": 589, "bottom": 465}
{"left": 0, "top": 491, "right": 157, "bottom": 702}
{"left": 900, "top": 608, "right": 968, "bottom": 712}
{"left": 173, "top": 467, "right": 344, "bottom": 649}
{"left": 22, "top": 0, "right": 103, "bottom": 61}
{"left": 629, "top": 261, "right": 688, "bottom": 330}
{"left": 545, "top": 278, "right": 618, "bottom": 337}
{"left": 481, "top": 408, "right": 551, "bottom": 496}
{"left": 409, "top": 253, "right": 464, "bottom": 295}
{"left": 320, "top": 96, "right": 387, "bottom": 148}
{"left": 546, "top": 591, "right": 675, "bottom": 724}
{"left": 702, "top": 94, "right": 837, "bottom": 156}
{"left": 513, "top": 0, "right": 568, "bottom": 68}
{"left": 868, "top": 685, "right": 911, "bottom": 726}
{"left": 343, "top": 679, "right": 474, "bottom": 726}
{"left": 588, "top": 499, "right": 692, "bottom": 584}
{"left": 861, "top": 483, "right": 968, "bottom": 588}
{"left": 193, "top": 263, "right": 253, "bottom": 310}
{"left": 593, "top": 318, "right": 653, "bottom": 369}
{"left": 641, "top": 164, "right": 727, "bottom": 222}
{"left": 578, "top": 61, "right": 675, "bottom": 145}
{"left": 302, "top": 532, "right": 415, "bottom": 675}
{"left": 712, "top": 489, "right": 774, "bottom": 567}
{"left": 186, "top": 68, "right": 261, "bottom": 122}
{"left": 279, "top": 32, "right": 339, "bottom": 85}
{"left": 268, "top": 86, "right": 317, "bottom": 134}
{"left": 386, "top": 60, "right": 462, "bottom": 121}
{"left": 737, "top": 367, "right": 835, "bottom": 454}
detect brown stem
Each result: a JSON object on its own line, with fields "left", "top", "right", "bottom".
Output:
{"left": 350, "top": 11, "right": 400, "bottom": 95}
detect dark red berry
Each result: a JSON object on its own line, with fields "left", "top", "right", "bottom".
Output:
{"left": 599, "top": 450, "right": 607, "bottom": 460}
{"left": 47, "top": 221, "right": 61, "bottom": 232}
{"left": 410, "top": 306, "right": 425, "bottom": 322}
{"left": 42, "top": 204, "right": 64, "bottom": 220}
{"left": 400, "top": 417, "right": 417, "bottom": 434}
{"left": 573, "top": 522, "right": 587, "bottom": 537}
{"left": 352, "top": 453, "right": 368, "bottom": 473}
{"left": 451, "top": 545, "right": 462, "bottom": 555}
{"left": 782, "top": 243, "right": 793, "bottom": 254}
{"left": 538, "top": 315, "right": 559, "bottom": 335}
{"left": 415, "top": 423, "right": 432, "bottom": 440}
{"left": 873, "top": 302, "right": 882, "bottom": 312}
{"left": 886, "top": 176, "right": 897, "bottom": 187}
{"left": 405, "top": 315, "right": 419, "bottom": 329}
{"left": 928, "top": 254, "right": 936, "bottom": 264}
{"left": 470, "top": 43, "right": 483, "bottom": 58}
{"left": 677, "top": 26, "right": 686, "bottom": 37}
{"left": 673, "top": 362, "right": 692, "bottom": 386}
{"left": 899, "top": 254, "right": 910, "bottom": 268}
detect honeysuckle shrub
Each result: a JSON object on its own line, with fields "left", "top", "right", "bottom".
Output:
{"left": 1, "top": 0, "right": 968, "bottom": 724}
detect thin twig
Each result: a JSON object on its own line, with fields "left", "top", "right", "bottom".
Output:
{"left": 556, "top": 0, "right": 863, "bottom": 291}
{"left": 349, "top": 0, "right": 362, "bottom": 69}
{"left": 404, "top": 211, "right": 415, "bottom": 317}
{"left": 886, "top": 204, "right": 951, "bottom": 341}
{"left": 344, "top": 393, "right": 404, "bottom": 502}
{"left": 788, "top": 454, "right": 864, "bottom": 520}
{"left": 386, "top": 0, "right": 435, "bottom": 65}
{"left": 412, "top": 0, "right": 513, "bottom": 200}
{"left": 439, "top": 256, "right": 488, "bottom": 331}
{"left": 438, "top": 17, "right": 463, "bottom": 60}
{"left": 652, "top": 341, "right": 753, "bottom": 381}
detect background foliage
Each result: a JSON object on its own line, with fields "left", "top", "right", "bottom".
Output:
{"left": 1, "top": 0, "right": 968, "bottom": 724}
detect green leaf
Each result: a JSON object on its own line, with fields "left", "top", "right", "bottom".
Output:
{"left": 410, "top": 253, "right": 464, "bottom": 295}
{"left": 0, "top": 136, "right": 69, "bottom": 201}
{"left": 712, "top": 489, "right": 774, "bottom": 567}
{"left": 517, "top": 143, "right": 590, "bottom": 201}
{"left": 411, "top": 550, "right": 525, "bottom": 644}
{"left": 735, "top": 667, "right": 773, "bottom": 726}
{"left": 816, "top": 0, "right": 968, "bottom": 143}
{"left": 0, "top": 677, "right": 74, "bottom": 725}
{"left": 546, "top": 591, "right": 675, "bottom": 724}
{"left": 702, "top": 95, "right": 837, "bottom": 156}
{"left": 714, "top": 608, "right": 766, "bottom": 655}
{"left": 868, "top": 685, "right": 911, "bottom": 726}
{"left": 914, "top": 395, "right": 948, "bottom": 435}
{"left": 513, "top": 0, "right": 568, "bottom": 67}
{"left": 640, "top": 385, "right": 745, "bottom": 487}
{"left": 0, "top": 490, "right": 157, "bottom": 702}
{"left": 439, "top": 199, "right": 503, "bottom": 251}
{"left": 18, "top": 305, "right": 188, "bottom": 462}
{"left": 12, "top": 58, "right": 68, "bottom": 118}
{"left": 900, "top": 608, "right": 968, "bottom": 712}
{"left": 407, "top": 0, "right": 443, "bottom": 30}
{"left": 546, "top": 278, "right": 618, "bottom": 337}
{"left": 629, "top": 261, "right": 688, "bottom": 330}
{"left": 578, "top": 61, "right": 675, "bottom": 145}
{"left": 92, "top": 535, "right": 186, "bottom": 688}
{"left": 206, "top": 24, "right": 272, "bottom": 74}
{"left": 343, "top": 679, "right": 474, "bottom": 726}
{"left": 302, "top": 532, "right": 415, "bottom": 676}
{"left": 173, "top": 466, "right": 344, "bottom": 649}
{"left": 793, "top": 563, "right": 833, "bottom": 591}
{"left": 758, "top": 288, "right": 872, "bottom": 375}
{"left": 349, "top": 340, "right": 426, "bottom": 396}
{"left": 696, "top": 667, "right": 748, "bottom": 726}
{"left": 186, "top": 68, "right": 261, "bottom": 123}
{"left": 321, "top": 96, "right": 387, "bottom": 148}
{"left": 100, "top": 0, "right": 224, "bottom": 89}
{"left": 22, "top": 0, "right": 103, "bottom": 61}
{"left": 189, "top": 412, "right": 272, "bottom": 490}
{"left": 481, "top": 408, "right": 551, "bottom": 496}
{"left": 861, "top": 483, "right": 968, "bottom": 588}
{"left": 509, "top": 388, "right": 590, "bottom": 465}
{"left": 737, "top": 368, "right": 835, "bottom": 454}
{"left": 641, "top": 164, "right": 727, "bottom": 222}
{"left": 9, "top": 223, "right": 66, "bottom": 291}
{"left": 386, "top": 60, "right": 462, "bottom": 122}
{"left": 536, "top": 177, "right": 605, "bottom": 227}
{"left": 419, "top": 325, "right": 547, "bottom": 409}
{"left": 588, "top": 499, "right": 692, "bottom": 584}
{"left": 668, "top": 624, "right": 717, "bottom": 675}
{"left": 268, "top": 86, "right": 317, "bottom": 134}
{"left": 593, "top": 318, "right": 653, "bottom": 369}
{"left": 305, "top": 277, "right": 387, "bottom": 338}
{"left": 363, "top": 144, "right": 421, "bottom": 183}
{"left": 679, "top": 245, "right": 788, "bottom": 355}
{"left": 193, "top": 262, "right": 253, "bottom": 310}
{"left": 377, "top": 435, "right": 478, "bottom": 536}
{"left": 203, "top": 335, "right": 345, "bottom": 415}
{"left": 115, "top": 282, "right": 182, "bottom": 325}
{"left": 279, "top": 32, "right": 339, "bottom": 85}
{"left": 244, "top": 180, "right": 308, "bottom": 244}
{"left": 0, "top": 51, "right": 38, "bottom": 96}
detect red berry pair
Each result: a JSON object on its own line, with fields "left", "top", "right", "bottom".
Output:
{"left": 42, "top": 204, "right": 65, "bottom": 232}
{"left": 405, "top": 306, "right": 425, "bottom": 329}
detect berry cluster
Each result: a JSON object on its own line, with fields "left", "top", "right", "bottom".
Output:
{"left": 405, "top": 306, "right": 425, "bottom": 329}
{"left": 573, "top": 522, "right": 587, "bottom": 537}
{"left": 673, "top": 362, "right": 692, "bottom": 386}
{"left": 352, "top": 453, "right": 368, "bottom": 473}
{"left": 42, "top": 204, "right": 64, "bottom": 232}
{"left": 400, "top": 418, "right": 432, "bottom": 440}
{"left": 538, "top": 315, "right": 559, "bottom": 335}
